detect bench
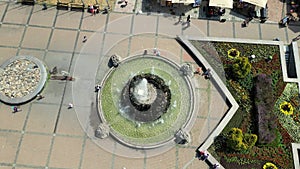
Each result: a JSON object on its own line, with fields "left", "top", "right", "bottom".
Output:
{"left": 70, "top": 3, "right": 85, "bottom": 12}
{"left": 57, "top": 2, "right": 69, "bottom": 10}
{"left": 22, "top": 0, "right": 35, "bottom": 5}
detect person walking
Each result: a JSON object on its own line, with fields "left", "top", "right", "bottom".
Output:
{"left": 178, "top": 14, "right": 182, "bottom": 23}
{"left": 202, "top": 68, "right": 211, "bottom": 79}
{"left": 42, "top": 3, "right": 47, "bottom": 10}
{"left": 82, "top": 36, "right": 87, "bottom": 43}
{"left": 212, "top": 163, "right": 220, "bottom": 169}
{"left": 95, "top": 84, "right": 102, "bottom": 92}
{"left": 36, "top": 94, "right": 45, "bottom": 100}
{"left": 12, "top": 106, "right": 21, "bottom": 113}
{"left": 68, "top": 103, "right": 73, "bottom": 109}
{"left": 292, "top": 34, "right": 300, "bottom": 41}
{"left": 194, "top": 67, "right": 202, "bottom": 75}
{"left": 187, "top": 15, "right": 191, "bottom": 22}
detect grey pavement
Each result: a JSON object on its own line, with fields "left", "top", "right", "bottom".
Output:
{"left": 0, "top": 1, "right": 300, "bottom": 169}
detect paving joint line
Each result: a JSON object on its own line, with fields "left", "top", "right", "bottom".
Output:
{"left": 78, "top": 121, "right": 90, "bottom": 169}
{"left": 53, "top": 11, "right": 84, "bottom": 134}
{"left": 0, "top": 129, "right": 20, "bottom": 133}
{"left": 98, "top": 11, "right": 111, "bottom": 61}
{"left": 175, "top": 145, "right": 179, "bottom": 169}
{"left": 45, "top": 9, "right": 69, "bottom": 168}
{"left": 285, "top": 26, "right": 289, "bottom": 42}
{"left": 206, "top": 19, "right": 209, "bottom": 37}
{"left": 12, "top": 103, "right": 33, "bottom": 165}
{"left": 0, "top": 2, "right": 9, "bottom": 23}
{"left": 232, "top": 21, "right": 236, "bottom": 38}
{"left": 110, "top": 141, "right": 117, "bottom": 169}
{"left": 43, "top": 8, "right": 59, "bottom": 60}
{"left": 206, "top": 82, "right": 211, "bottom": 133}
{"left": 16, "top": 5, "right": 34, "bottom": 56}
{"left": 258, "top": 23, "right": 262, "bottom": 40}
{"left": 126, "top": 14, "right": 135, "bottom": 57}
{"left": 143, "top": 150, "right": 147, "bottom": 169}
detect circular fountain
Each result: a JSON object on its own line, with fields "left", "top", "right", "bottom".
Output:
{"left": 121, "top": 73, "right": 171, "bottom": 123}
{"left": 98, "top": 55, "right": 195, "bottom": 149}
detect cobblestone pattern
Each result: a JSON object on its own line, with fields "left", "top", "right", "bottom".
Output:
{"left": 0, "top": 59, "right": 41, "bottom": 98}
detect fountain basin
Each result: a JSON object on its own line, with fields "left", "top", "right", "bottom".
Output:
{"left": 98, "top": 55, "right": 194, "bottom": 148}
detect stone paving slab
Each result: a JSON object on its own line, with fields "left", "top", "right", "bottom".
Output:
{"left": 234, "top": 22, "right": 260, "bottom": 39}
{"left": 132, "top": 15, "right": 158, "bottom": 34}
{"left": 0, "top": 24, "right": 25, "bottom": 47}
{"left": 157, "top": 16, "right": 182, "bottom": 37}
{"left": 34, "top": 81, "right": 65, "bottom": 104}
{"left": 81, "top": 139, "right": 112, "bottom": 169}
{"left": 3, "top": 4, "right": 31, "bottom": 24}
{"left": 0, "top": 104, "right": 29, "bottom": 130}
{"left": 29, "top": 6, "right": 57, "bottom": 27}
{"left": 208, "top": 20, "right": 234, "bottom": 38}
{"left": 260, "top": 23, "right": 288, "bottom": 42}
{"left": 21, "top": 27, "right": 52, "bottom": 49}
{"left": 0, "top": 2, "right": 7, "bottom": 20}
{"left": 48, "top": 136, "right": 83, "bottom": 168}
{"left": 55, "top": 11, "right": 82, "bottom": 29}
{"left": 25, "top": 103, "right": 59, "bottom": 133}
{"left": 44, "top": 51, "right": 72, "bottom": 73}
{"left": 17, "top": 133, "right": 52, "bottom": 166}
{"left": 107, "top": 14, "right": 132, "bottom": 34}
{"left": 80, "top": 13, "right": 107, "bottom": 31}
{"left": 76, "top": 32, "right": 104, "bottom": 54}
{"left": 18, "top": 49, "right": 45, "bottom": 61}
{"left": 55, "top": 105, "right": 85, "bottom": 136}
{"left": 48, "top": 29, "right": 78, "bottom": 52}
{"left": 0, "top": 132, "right": 22, "bottom": 164}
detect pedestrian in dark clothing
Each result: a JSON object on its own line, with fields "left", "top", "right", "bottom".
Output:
{"left": 95, "top": 85, "right": 102, "bottom": 92}
{"left": 201, "top": 153, "right": 209, "bottom": 161}
{"left": 187, "top": 15, "right": 191, "bottom": 22}
{"left": 42, "top": 3, "right": 47, "bottom": 10}
{"left": 83, "top": 36, "right": 87, "bottom": 43}
{"left": 37, "top": 94, "right": 45, "bottom": 100}
{"left": 202, "top": 68, "right": 211, "bottom": 79}
{"left": 212, "top": 163, "right": 219, "bottom": 168}
{"left": 12, "top": 106, "right": 21, "bottom": 113}
{"left": 178, "top": 15, "right": 182, "bottom": 23}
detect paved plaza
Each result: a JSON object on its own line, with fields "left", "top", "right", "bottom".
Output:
{"left": 0, "top": 1, "right": 299, "bottom": 169}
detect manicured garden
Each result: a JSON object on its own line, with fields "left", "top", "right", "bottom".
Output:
{"left": 191, "top": 40, "right": 299, "bottom": 169}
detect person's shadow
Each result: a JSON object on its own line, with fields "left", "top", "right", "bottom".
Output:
{"left": 182, "top": 21, "right": 190, "bottom": 30}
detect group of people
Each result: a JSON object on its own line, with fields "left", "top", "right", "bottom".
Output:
{"left": 88, "top": 4, "right": 100, "bottom": 15}
{"left": 196, "top": 150, "right": 220, "bottom": 168}
{"left": 194, "top": 67, "right": 211, "bottom": 79}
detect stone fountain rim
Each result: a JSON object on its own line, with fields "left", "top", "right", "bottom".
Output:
{"left": 0, "top": 55, "right": 48, "bottom": 105}
{"left": 97, "top": 54, "right": 196, "bottom": 149}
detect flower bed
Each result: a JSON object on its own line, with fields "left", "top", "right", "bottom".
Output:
{"left": 191, "top": 41, "right": 295, "bottom": 169}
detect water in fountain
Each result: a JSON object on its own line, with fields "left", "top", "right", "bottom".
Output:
{"left": 119, "top": 105, "right": 130, "bottom": 119}
{"left": 133, "top": 78, "right": 149, "bottom": 103}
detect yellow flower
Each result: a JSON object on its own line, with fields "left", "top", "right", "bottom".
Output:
{"left": 227, "top": 48, "right": 240, "bottom": 59}
{"left": 263, "top": 162, "right": 278, "bottom": 169}
{"left": 280, "top": 101, "right": 294, "bottom": 115}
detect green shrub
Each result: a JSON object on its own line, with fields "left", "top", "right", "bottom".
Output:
{"left": 238, "top": 72, "right": 254, "bottom": 91}
{"left": 231, "top": 57, "right": 251, "bottom": 79}
{"left": 226, "top": 128, "right": 257, "bottom": 151}
{"left": 243, "top": 133, "right": 258, "bottom": 148}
